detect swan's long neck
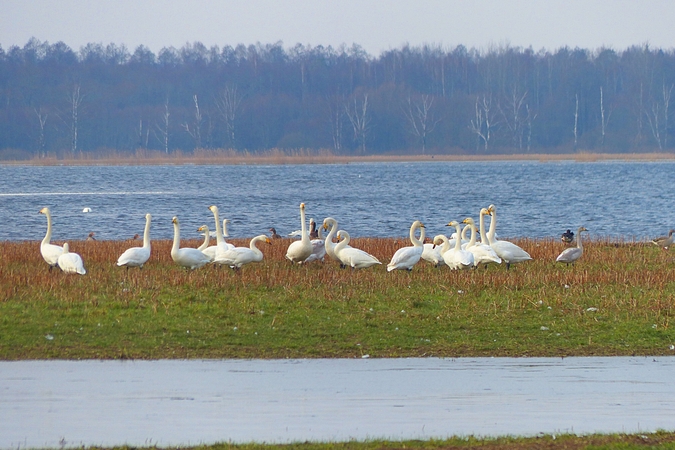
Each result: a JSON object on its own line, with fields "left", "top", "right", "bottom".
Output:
{"left": 577, "top": 228, "right": 584, "bottom": 250}
{"left": 171, "top": 221, "right": 181, "bottom": 255}
{"left": 325, "top": 219, "right": 337, "bottom": 242}
{"left": 479, "top": 212, "right": 489, "bottom": 243}
{"left": 487, "top": 210, "right": 497, "bottom": 243}
{"left": 198, "top": 227, "right": 210, "bottom": 251}
{"left": 250, "top": 236, "right": 264, "bottom": 257}
{"left": 462, "top": 224, "right": 470, "bottom": 241}
{"left": 211, "top": 207, "right": 224, "bottom": 246}
{"left": 410, "top": 222, "right": 423, "bottom": 247}
{"left": 62, "top": 242, "right": 69, "bottom": 254}
{"left": 453, "top": 224, "right": 463, "bottom": 250}
{"left": 142, "top": 215, "right": 152, "bottom": 249}
{"left": 335, "top": 231, "right": 350, "bottom": 253}
{"left": 435, "top": 235, "right": 450, "bottom": 254}
{"left": 222, "top": 219, "right": 229, "bottom": 238}
{"left": 42, "top": 210, "right": 53, "bottom": 246}
{"left": 300, "top": 206, "right": 309, "bottom": 244}
{"left": 468, "top": 223, "right": 477, "bottom": 247}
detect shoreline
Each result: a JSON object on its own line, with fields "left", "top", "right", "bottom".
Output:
{"left": 2, "top": 150, "right": 675, "bottom": 166}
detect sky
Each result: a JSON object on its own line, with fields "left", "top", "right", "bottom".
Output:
{"left": 1, "top": 0, "right": 674, "bottom": 56}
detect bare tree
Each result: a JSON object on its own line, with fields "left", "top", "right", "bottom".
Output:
{"left": 326, "top": 95, "right": 345, "bottom": 152}
{"left": 644, "top": 83, "right": 674, "bottom": 150}
{"left": 182, "top": 94, "right": 203, "bottom": 149}
{"left": 498, "top": 88, "right": 529, "bottom": 150}
{"left": 34, "top": 107, "right": 48, "bottom": 157}
{"left": 154, "top": 97, "right": 170, "bottom": 153}
{"left": 469, "top": 94, "right": 498, "bottom": 151}
{"left": 403, "top": 94, "right": 441, "bottom": 154}
{"left": 599, "top": 86, "right": 614, "bottom": 147}
{"left": 215, "top": 85, "right": 242, "bottom": 149}
{"left": 573, "top": 94, "right": 579, "bottom": 151}
{"left": 68, "top": 84, "right": 84, "bottom": 154}
{"left": 136, "top": 119, "right": 149, "bottom": 149}
{"left": 344, "top": 93, "right": 370, "bottom": 154}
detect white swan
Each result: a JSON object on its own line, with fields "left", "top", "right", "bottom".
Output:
{"left": 420, "top": 224, "right": 444, "bottom": 267}
{"left": 215, "top": 234, "right": 272, "bottom": 269}
{"left": 304, "top": 219, "right": 326, "bottom": 263}
{"left": 440, "top": 221, "right": 474, "bottom": 270}
{"left": 57, "top": 242, "right": 86, "bottom": 275}
{"left": 116, "top": 213, "right": 152, "bottom": 269}
{"left": 208, "top": 205, "right": 235, "bottom": 264}
{"left": 322, "top": 217, "right": 351, "bottom": 264}
{"left": 197, "top": 225, "right": 217, "bottom": 262}
{"left": 286, "top": 203, "right": 313, "bottom": 264}
{"left": 38, "top": 207, "right": 63, "bottom": 270}
{"left": 171, "top": 216, "right": 211, "bottom": 270}
{"left": 486, "top": 204, "right": 532, "bottom": 270}
{"left": 462, "top": 217, "right": 501, "bottom": 267}
{"left": 556, "top": 226, "right": 588, "bottom": 265}
{"left": 387, "top": 220, "right": 425, "bottom": 272}
{"left": 334, "top": 230, "right": 381, "bottom": 269}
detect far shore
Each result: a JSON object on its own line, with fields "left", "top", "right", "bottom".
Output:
{"left": 2, "top": 149, "right": 675, "bottom": 166}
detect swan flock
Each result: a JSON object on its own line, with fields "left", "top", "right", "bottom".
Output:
{"left": 39, "top": 202, "right": 611, "bottom": 274}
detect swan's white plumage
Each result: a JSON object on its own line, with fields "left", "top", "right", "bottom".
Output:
{"left": 486, "top": 204, "right": 532, "bottom": 269}
{"left": 420, "top": 224, "right": 444, "bottom": 267}
{"left": 334, "top": 230, "right": 381, "bottom": 269}
{"left": 39, "top": 207, "right": 63, "bottom": 268}
{"left": 322, "top": 217, "right": 352, "bottom": 263}
{"left": 171, "top": 216, "right": 211, "bottom": 270}
{"left": 304, "top": 220, "right": 326, "bottom": 263}
{"left": 58, "top": 242, "right": 86, "bottom": 275}
{"left": 215, "top": 234, "right": 271, "bottom": 269}
{"left": 462, "top": 217, "right": 501, "bottom": 267}
{"left": 209, "top": 205, "right": 235, "bottom": 264}
{"left": 556, "top": 226, "right": 588, "bottom": 265}
{"left": 286, "top": 203, "right": 313, "bottom": 263}
{"left": 116, "top": 213, "right": 152, "bottom": 269}
{"left": 440, "top": 221, "right": 474, "bottom": 270}
{"left": 197, "top": 225, "right": 218, "bottom": 262}
{"left": 387, "top": 220, "right": 425, "bottom": 272}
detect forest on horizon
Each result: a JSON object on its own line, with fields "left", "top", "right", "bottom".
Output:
{"left": 0, "top": 38, "right": 674, "bottom": 158}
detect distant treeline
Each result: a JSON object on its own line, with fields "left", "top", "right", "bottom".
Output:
{"left": 1, "top": 38, "right": 674, "bottom": 157}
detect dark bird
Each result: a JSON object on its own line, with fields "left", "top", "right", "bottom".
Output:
{"left": 561, "top": 229, "right": 574, "bottom": 244}
{"left": 269, "top": 227, "right": 282, "bottom": 239}
{"left": 86, "top": 232, "right": 96, "bottom": 241}
{"left": 309, "top": 218, "right": 319, "bottom": 240}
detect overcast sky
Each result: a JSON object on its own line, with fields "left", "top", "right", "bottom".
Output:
{"left": 2, "top": 0, "right": 674, "bottom": 56}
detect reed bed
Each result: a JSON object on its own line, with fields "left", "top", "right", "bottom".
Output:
{"left": 1, "top": 236, "right": 674, "bottom": 360}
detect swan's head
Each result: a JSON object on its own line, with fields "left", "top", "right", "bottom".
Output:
{"left": 172, "top": 216, "right": 179, "bottom": 225}
{"left": 487, "top": 204, "right": 496, "bottom": 215}
{"left": 446, "top": 221, "right": 459, "bottom": 228}
{"left": 336, "top": 230, "right": 348, "bottom": 241}
{"left": 145, "top": 213, "right": 152, "bottom": 221}
{"left": 62, "top": 242, "right": 70, "bottom": 253}
{"left": 39, "top": 207, "right": 49, "bottom": 215}
{"left": 462, "top": 217, "right": 475, "bottom": 226}
{"left": 433, "top": 235, "right": 446, "bottom": 246}
{"left": 208, "top": 205, "right": 218, "bottom": 213}
{"left": 300, "top": 203, "right": 306, "bottom": 210}
{"left": 578, "top": 226, "right": 588, "bottom": 233}
{"left": 198, "top": 225, "right": 208, "bottom": 233}
{"left": 265, "top": 237, "right": 272, "bottom": 245}
{"left": 411, "top": 220, "right": 425, "bottom": 229}
{"left": 480, "top": 208, "right": 489, "bottom": 216}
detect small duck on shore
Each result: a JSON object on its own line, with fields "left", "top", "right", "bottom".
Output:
{"left": 561, "top": 229, "right": 574, "bottom": 244}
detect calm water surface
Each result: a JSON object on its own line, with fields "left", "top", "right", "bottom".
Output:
{"left": 1, "top": 357, "right": 674, "bottom": 448}
{"left": 1, "top": 161, "right": 674, "bottom": 242}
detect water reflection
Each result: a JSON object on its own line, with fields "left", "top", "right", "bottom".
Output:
{"left": 2, "top": 357, "right": 674, "bottom": 448}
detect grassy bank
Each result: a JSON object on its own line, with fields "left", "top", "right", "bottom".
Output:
{"left": 1, "top": 236, "right": 674, "bottom": 360}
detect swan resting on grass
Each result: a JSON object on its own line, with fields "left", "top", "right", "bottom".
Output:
{"left": 116, "top": 213, "right": 152, "bottom": 270}
{"left": 334, "top": 230, "right": 381, "bottom": 269}
{"left": 214, "top": 234, "right": 272, "bottom": 269}
{"left": 387, "top": 220, "right": 425, "bottom": 272}
{"left": 58, "top": 242, "right": 86, "bottom": 275}
{"left": 171, "top": 216, "right": 211, "bottom": 270}
{"left": 39, "top": 207, "right": 63, "bottom": 270}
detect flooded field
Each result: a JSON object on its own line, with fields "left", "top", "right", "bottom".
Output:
{"left": 2, "top": 357, "right": 674, "bottom": 448}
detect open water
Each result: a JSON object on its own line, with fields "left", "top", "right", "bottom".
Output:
{"left": 1, "top": 160, "right": 674, "bottom": 242}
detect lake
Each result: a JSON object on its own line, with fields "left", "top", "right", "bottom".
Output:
{"left": 0, "top": 160, "right": 673, "bottom": 242}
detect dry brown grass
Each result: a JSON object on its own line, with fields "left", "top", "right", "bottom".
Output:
{"left": 5, "top": 148, "right": 675, "bottom": 166}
